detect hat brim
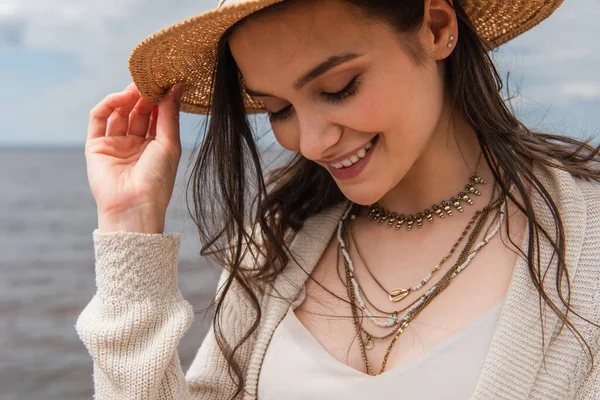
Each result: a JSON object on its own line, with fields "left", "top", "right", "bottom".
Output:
{"left": 129, "top": 0, "right": 564, "bottom": 115}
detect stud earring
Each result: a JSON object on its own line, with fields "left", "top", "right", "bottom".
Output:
{"left": 447, "top": 35, "right": 455, "bottom": 48}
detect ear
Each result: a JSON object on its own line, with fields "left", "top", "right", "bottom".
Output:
{"left": 421, "top": 0, "right": 458, "bottom": 60}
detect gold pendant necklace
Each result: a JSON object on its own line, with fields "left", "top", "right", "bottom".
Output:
{"left": 350, "top": 208, "right": 477, "bottom": 303}
{"left": 366, "top": 153, "right": 487, "bottom": 232}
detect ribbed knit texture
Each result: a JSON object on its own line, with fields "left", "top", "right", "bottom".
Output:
{"left": 75, "top": 165, "right": 600, "bottom": 399}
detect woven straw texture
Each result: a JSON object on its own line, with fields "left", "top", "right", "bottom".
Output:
{"left": 128, "top": 0, "right": 564, "bottom": 115}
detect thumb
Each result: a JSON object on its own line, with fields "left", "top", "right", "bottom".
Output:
{"left": 155, "top": 84, "right": 184, "bottom": 149}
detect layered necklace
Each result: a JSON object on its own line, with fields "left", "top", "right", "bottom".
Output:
{"left": 359, "top": 154, "right": 490, "bottom": 304}
{"left": 336, "top": 180, "right": 506, "bottom": 376}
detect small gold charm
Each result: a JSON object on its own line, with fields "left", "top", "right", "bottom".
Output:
{"left": 406, "top": 216, "right": 414, "bottom": 231}
{"left": 471, "top": 174, "right": 487, "bottom": 185}
{"left": 466, "top": 183, "right": 481, "bottom": 196}
{"left": 378, "top": 212, "right": 388, "bottom": 224}
{"left": 424, "top": 209, "right": 434, "bottom": 223}
{"left": 416, "top": 213, "right": 423, "bottom": 228}
{"left": 387, "top": 213, "right": 398, "bottom": 228}
{"left": 441, "top": 201, "right": 453, "bottom": 216}
{"left": 451, "top": 197, "right": 463, "bottom": 212}
{"left": 395, "top": 215, "right": 405, "bottom": 230}
{"left": 459, "top": 191, "right": 474, "bottom": 205}
{"left": 432, "top": 204, "right": 445, "bottom": 219}
{"left": 367, "top": 206, "right": 378, "bottom": 218}
{"left": 371, "top": 209, "right": 382, "bottom": 220}
{"left": 364, "top": 337, "right": 374, "bottom": 350}
{"left": 389, "top": 288, "right": 410, "bottom": 302}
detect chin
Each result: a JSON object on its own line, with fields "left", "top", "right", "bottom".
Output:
{"left": 336, "top": 183, "right": 388, "bottom": 206}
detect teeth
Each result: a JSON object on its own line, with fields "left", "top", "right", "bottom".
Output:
{"left": 329, "top": 137, "right": 375, "bottom": 169}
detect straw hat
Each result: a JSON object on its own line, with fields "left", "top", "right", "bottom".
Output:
{"left": 128, "top": 0, "right": 564, "bottom": 115}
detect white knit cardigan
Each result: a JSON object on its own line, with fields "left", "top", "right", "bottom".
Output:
{"left": 76, "top": 164, "right": 600, "bottom": 399}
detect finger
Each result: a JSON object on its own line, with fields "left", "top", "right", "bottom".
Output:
{"left": 87, "top": 91, "right": 137, "bottom": 140}
{"left": 128, "top": 96, "right": 156, "bottom": 137}
{"left": 155, "top": 84, "right": 184, "bottom": 151}
{"left": 147, "top": 105, "right": 158, "bottom": 139}
{"left": 105, "top": 91, "right": 141, "bottom": 137}
{"left": 124, "top": 82, "right": 138, "bottom": 93}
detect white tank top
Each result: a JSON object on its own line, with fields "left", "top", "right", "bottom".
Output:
{"left": 258, "top": 297, "right": 504, "bottom": 399}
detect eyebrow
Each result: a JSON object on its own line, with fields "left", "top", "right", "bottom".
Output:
{"left": 244, "top": 52, "right": 363, "bottom": 98}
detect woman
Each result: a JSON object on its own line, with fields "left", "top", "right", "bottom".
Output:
{"left": 76, "top": 0, "right": 600, "bottom": 399}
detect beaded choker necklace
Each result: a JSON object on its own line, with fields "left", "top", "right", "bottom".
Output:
{"left": 366, "top": 153, "right": 487, "bottom": 232}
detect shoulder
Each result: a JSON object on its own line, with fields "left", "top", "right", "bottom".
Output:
{"left": 574, "top": 175, "right": 600, "bottom": 258}
{"left": 536, "top": 166, "right": 600, "bottom": 301}
{"left": 539, "top": 163, "right": 600, "bottom": 228}
{"left": 574, "top": 175, "right": 600, "bottom": 213}
{"left": 548, "top": 171, "right": 600, "bottom": 366}
{"left": 571, "top": 174, "right": 600, "bottom": 250}
{"left": 571, "top": 176, "right": 600, "bottom": 388}
{"left": 568, "top": 174, "right": 600, "bottom": 317}
{"left": 563, "top": 172, "right": 600, "bottom": 261}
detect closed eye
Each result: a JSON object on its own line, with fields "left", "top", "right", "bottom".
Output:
{"left": 267, "top": 75, "right": 362, "bottom": 123}
{"left": 322, "top": 75, "right": 361, "bottom": 103}
{"left": 267, "top": 105, "right": 293, "bottom": 122}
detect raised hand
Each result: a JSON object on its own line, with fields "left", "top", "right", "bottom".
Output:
{"left": 85, "top": 83, "right": 184, "bottom": 233}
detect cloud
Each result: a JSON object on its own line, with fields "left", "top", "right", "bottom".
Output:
{"left": 0, "top": 17, "right": 26, "bottom": 46}
{"left": 560, "top": 82, "right": 600, "bottom": 100}
{"left": 0, "top": 0, "right": 216, "bottom": 145}
{"left": 0, "top": 3, "right": 18, "bottom": 17}
{"left": 490, "top": 0, "right": 600, "bottom": 135}
{"left": 0, "top": 0, "right": 219, "bottom": 65}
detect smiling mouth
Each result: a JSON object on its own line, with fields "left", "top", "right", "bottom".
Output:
{"left": 329, "top": 135, "right": 378, "bottom": 169}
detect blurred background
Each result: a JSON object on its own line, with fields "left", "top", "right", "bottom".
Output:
{"left": 0, "top": 1, "right": 598, "bottom": 398}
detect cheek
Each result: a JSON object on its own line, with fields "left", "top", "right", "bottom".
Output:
{"left": 365, "top": 67, "right": 444, "bottom": 147}
{"left": 332, "top": 91, "right": 394, "bottom": 135}
{"left": 337, "top": 70, "right": 441, "bottom": 136}
{"left": 272, "top": 125, "right": 300, "bottom": 152}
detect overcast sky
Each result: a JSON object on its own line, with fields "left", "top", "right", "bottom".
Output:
{"left": 0, "top": 0, "right": 598, "bottom": 147}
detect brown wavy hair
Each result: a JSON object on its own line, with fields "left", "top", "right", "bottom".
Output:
{"left": 186, "top": 0, "right": 600, "bottom": 397}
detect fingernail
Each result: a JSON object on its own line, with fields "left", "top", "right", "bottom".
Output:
{"left": 171, "top": 83, "right": 184, "bottom": 99}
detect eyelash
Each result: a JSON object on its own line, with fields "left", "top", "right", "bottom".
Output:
{"left": 267, "top": 75, "right": 362, "bottom": 123}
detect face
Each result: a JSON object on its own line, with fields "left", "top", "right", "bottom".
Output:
{"left": 229, "top": 0, "right": 450, "bottom": 205}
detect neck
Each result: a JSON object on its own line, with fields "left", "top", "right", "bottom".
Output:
{"left": 376, "top": 112, "right": 493, "bottom": 214}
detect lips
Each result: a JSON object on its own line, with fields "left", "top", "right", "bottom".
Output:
{"left": 321, "top": 135, "right": 378, "bottom": 168}
{"left": 330, "top": 139, "right": 374, "bottom": 169}
{"left": 327, "top": 135, "right": 379, "bottom": 181}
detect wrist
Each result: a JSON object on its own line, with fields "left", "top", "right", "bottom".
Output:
{"left": 97, "top": 207, "right": 166, "bottom": 234}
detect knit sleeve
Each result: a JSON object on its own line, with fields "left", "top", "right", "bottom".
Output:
{"left": 74, "top": 230, "right": 227, "bottom": 399}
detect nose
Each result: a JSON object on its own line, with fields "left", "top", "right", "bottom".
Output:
{"left": 297, "top": 110, "right": 342, "bottom": 161}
